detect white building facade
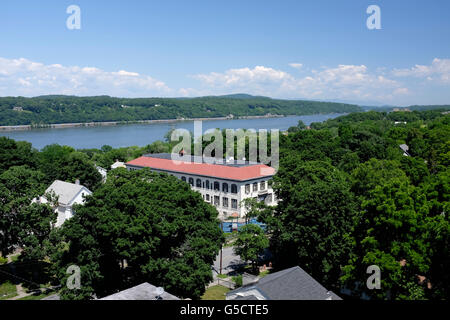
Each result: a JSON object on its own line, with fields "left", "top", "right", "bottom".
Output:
{"left": 126, "top": 153, "right": 277, "bottom": 221}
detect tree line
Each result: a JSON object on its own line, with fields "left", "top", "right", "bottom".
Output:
{"left": 0, "top": 95, "right": 361, "bottom": 126}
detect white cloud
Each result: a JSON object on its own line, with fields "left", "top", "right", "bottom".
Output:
{"left": 192, "top": 64, "right": 403, "bottom": 102}
{"left": 392, "top": 58, "right": 450, "bottom": 83}
{"left": 289, "top": 63, "right": 303, "bottom": 70}
{"left": 0, "top": 57, "right": 172, "bottom": 97}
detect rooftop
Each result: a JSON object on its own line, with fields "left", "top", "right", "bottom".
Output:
{"left": 227, "top": 266, "right": 341, "bottom": 300}
{"left": 126, "top": 153, "right": 276, "bottom": 181}
{"left": 99, "top": 283, "right": 180, "bottom": 300}
{"left": 45, "top": 180, "right": 91, "bottom": 206}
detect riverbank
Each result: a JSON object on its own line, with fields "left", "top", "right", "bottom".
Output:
{"left": 0, "top": 114, "right": 290, "bottom": 132}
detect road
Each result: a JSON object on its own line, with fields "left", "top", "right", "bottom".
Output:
{"left": 212, "top": 246, "right": 245, "bottom": 276}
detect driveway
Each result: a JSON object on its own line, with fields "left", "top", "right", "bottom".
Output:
{"left": 212, "top": 246, "right": 245, "bottom": 276}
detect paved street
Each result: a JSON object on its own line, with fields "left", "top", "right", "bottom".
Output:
{"left": 212, "top": 246, "right": 244, "bottom": 276}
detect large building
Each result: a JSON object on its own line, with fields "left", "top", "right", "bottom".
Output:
{"left": 125, "top": 153, "right": 277, "bottom": 220}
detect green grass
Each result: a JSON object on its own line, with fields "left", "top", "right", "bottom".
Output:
{"left": 217, "top": 273, "right": 228, "bottom": 279}
{"left": 10, "top": 254, "right": 20, "bottom": 263}
{"left": 18, "top": 291, "right": 54, "bottom": 300}
{"left": 0, "top": 281, "right": 18, "bottom": 300}
{"left": 201, "top": 285, "right": 230, "bottom": 300}
{"left": 259, "top": 270, "right": 271, "bottom": 278}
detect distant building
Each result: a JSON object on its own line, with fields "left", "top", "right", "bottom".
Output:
{"left": 111, "top": 161, "right": 126, "bottom": 170}
{"left": 126, "top": 153, "right": 277, "bottom": 220}
{"left": 12, "top": 106, "right": 23, "bottom": 112}
{"left": 38, "top": 180, "right": 92, "bottom": 227}
{"left": 399, "top": 144, "right": 411, "bottom": 157}
{"left": 95, "top": 165, "right": 107, "bottom": 182}
{"left": 392, "top": 108, "right": 411, "bottom": 112}
{"left": 226, "top": 266, "right": 341, "bottom": 300}
{"left": 99, "top": 283, "right": 180, "bottom": 300}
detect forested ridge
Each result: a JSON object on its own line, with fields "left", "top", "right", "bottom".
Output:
{"left": 0, "top": 95, "right": 362, "bottom": 126}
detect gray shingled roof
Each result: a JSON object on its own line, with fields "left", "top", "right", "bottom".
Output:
{"left": 227, "top": 266, "right": 342, "bottom": 300}
{"left": 45, "top": 180, "right": 91, "bottom": 206}
{"left": 99, "top": 283, "right": 180, "bottom": 300}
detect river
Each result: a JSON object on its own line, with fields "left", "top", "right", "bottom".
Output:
{"left": 0, "top": 114, "right": 343, "bottom": 150}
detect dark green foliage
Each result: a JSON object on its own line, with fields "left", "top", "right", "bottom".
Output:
{"left": 0, "top": 137, "right": 37, "bottom": 174}
{"left": 268, "top": 160, "right": 357, "bottom": 290}
{"left": 233, "top": 224, "right": 269, "bottom": 273}
{"left": 53, "top": 168, "right": 224, "bottom": 300}
{"left": 0, "top": 166, "right": 56, "bottom": 258}
{"left": 0, "top": 95, "right": 361, "bottom": 126}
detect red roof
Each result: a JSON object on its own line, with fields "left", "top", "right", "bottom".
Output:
{"left": 126, "top": 156, "right": 276, "bottom": 181}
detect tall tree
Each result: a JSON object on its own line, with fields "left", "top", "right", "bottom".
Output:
{"left": 0, "top": 166, "right": 56, "bottom": 258}
{"left": 267, "top": 158, "right": 357, "bottom": 290}
{"left": 53, "top": 168, "right": 223, "bottom": 300}
{"left": 234, "top": 224, "right": 269, "bottom": 273}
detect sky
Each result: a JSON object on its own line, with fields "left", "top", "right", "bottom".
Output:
{"left": 0, "top": 0, "right": 449, "bottom": 106}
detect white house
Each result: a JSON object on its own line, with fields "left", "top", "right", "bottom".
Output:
{"left": 126, "top": 153, "right": 277, "bottom": 221}
{"left": 111, "top": 161, "right": 126, "bottom": 170}
{"left": 95, "top": 165, "right": 107, "bottom": 182}
{"left": 38, "top": 180, "right": 92, "bottom": 227}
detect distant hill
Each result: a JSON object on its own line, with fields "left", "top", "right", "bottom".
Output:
{"left": 0, "top": 95, "right": 362, "bottom": 126}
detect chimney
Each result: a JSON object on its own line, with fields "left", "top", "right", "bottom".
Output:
{"left": 75, "top": 179, "right": 80, "bottom": 185}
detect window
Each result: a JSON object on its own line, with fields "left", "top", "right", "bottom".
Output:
{"left": 206, "top": 194, "right": 210, "bottom": 201}
{"left": 214, "top": 181, "right": 220, "bottom": 191}
{"left": 202, "top": 182, "right": 205, "bottom": 188}
{"left": 231, "top": 199, "right": 238, "bottom": 209}
{"left": 260, "top": 181, "right": 266, "bottom": 190}
{"left": 188, "top": 178, "right": 194, "bottom": 186}
{"left": 222, "top": 183, "right": 229, "bottom": 193}
{"left": 266, "top": 193, "right": 273, "bottom": 204}
{"left": 253, "top": 182, "right": 258, "bottom": 192}
{"left": 231, "top": 184, "right": 238, "bottom": 194}
{"left": 181, "top": 176, "right": 186, "bottom": 182}
{"left": 222, "top": 197, "right": 229, "bottom": 208}
{"left": 214, "top": 196, "right": 220, "bottom": 206}
{"left": 206, "top": 180, "right": 210, "bottom": 189}
{"left": 196, "top": 179, "right": 202, "bottom": 188}
{"left": 245, "top": 184, "right": 250, "bottom": 194}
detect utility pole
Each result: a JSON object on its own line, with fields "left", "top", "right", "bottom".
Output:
{"left": 220, "top": 222, "right": 223, "bottom": 275}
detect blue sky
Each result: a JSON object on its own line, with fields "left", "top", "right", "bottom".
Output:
{"left": 1, "top": 0, "right": 449, "bottom": 106}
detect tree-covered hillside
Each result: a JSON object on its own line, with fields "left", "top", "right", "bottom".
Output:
{"left": 0, "top": 95, "right": 361, "bottom": 126}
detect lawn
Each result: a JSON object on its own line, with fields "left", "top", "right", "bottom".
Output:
{"left": 201, "top": 285, "right": 230, "bottom": 300}
{"left": 0, "top": 281, "right": 18, "bottom": 300}
{"left": 18, "top": 291, "right": 55, "bottom": 300}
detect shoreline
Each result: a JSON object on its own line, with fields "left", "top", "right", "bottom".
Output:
{"left": 0, "top": 114, "right": 294, "bottom": 132}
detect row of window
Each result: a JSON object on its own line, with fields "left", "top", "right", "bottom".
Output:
{"left": 204, "top": 194, "right": 238, "bottom": 209}
{"left": 245, "top": 181, "right": 266, "bottom": 194}
{"left": 181, "top": 177, "right": 239, "bottom": 194}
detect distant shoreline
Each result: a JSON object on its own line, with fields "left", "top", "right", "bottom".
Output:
{"left": 0, "top": 114, "right": 300, "bottom": 132}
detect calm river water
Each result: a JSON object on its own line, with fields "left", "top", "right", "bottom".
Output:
{"left": 0, "top": 114, "right": 343, "bottom": 150}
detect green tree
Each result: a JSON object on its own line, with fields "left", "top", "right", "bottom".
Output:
{"left": 268, "top": 158, "right": 357, "bottom": 290}
{"left": 53, "top": 168, "right": 223, "bottom": 300}
{"left": 233, "top": 224, "right": 269, "bottom": 273}
{"left": 341, "top": 177, "right": 430, "bottom": 300}
{"left": 0, "top": 166, "right": 56, "bottom": 258}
